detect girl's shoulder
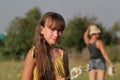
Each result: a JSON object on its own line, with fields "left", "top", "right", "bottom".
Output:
{"left": 56, "top": 47, "right": 68, "bottom": 59}
{"left": 95, "top": 40, "right": 104, "bottom": 49}
{"left": 59, "top": 47, "right": 68, "bottom": 61}
{"left": 26, "top": 46, "right": 36, "bottom": 58}
{"left": 24, "top": 46, "right": 36, "bottom": 67}
{"left": 58, "top": 47, "right": 68, "bottom": 54}
{"left": 26, "top": 46, "right": 35, "bottom": 58}
{"left": 96, "top": 40, "right": 103, "bottom": 45}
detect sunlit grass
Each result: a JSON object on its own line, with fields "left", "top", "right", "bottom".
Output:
{"left": 0, "top": 59, "right": 119, "bottom": 80}
{"left": 69, "top": 55, "right": 120, "bottom": 80}
{"left": 0, "top": 50, "right": 120, "bottom": 80}
{"left": 0, "top": 60, "right": 23, "bottom": 80}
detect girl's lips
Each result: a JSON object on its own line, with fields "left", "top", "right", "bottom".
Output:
{"left": 51, "top": 38, "right": 58, "bottom": 42}
{"left": 52, "top": 39, "right": 57, "bottom": 42}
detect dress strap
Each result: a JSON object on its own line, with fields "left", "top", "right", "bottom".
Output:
{"left": 32, "top": 46, "right": 35, "bottom": 58}
{"left": 60, "top": 50, "right": 64, "bottom": 59}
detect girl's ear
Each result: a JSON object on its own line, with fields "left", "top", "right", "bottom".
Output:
{"left": 39, "top": 25, "right": 44, "bottom": 34}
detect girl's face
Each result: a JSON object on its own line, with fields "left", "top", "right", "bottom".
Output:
{"left": 95, "top": 33, "right": 100, "bottom": 38}
{"left": 41, "top": 19, "right": 63, "bottom": 45}
{"left": 90, "top": 33, "right": 100, "bottom": 39}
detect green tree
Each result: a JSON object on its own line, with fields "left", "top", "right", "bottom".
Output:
{"left": 60, "top": 14, "right": 116, "bottom": 52}
{"left": 107, "top": 21, "right": 120, "bottom": 45}
{"left": 60, "top": 15, "right": 100, "bottom": 51}
{"left": 1, "top": 7, "right": 42, "bottom": 60}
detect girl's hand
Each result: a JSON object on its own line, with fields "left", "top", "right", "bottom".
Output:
{"left": 108, "top": 66, "right": 115, "bottom": 76}
{"left": 57, "top": 76, "right": 65, "bottom": 80}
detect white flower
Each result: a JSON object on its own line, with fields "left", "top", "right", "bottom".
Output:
{"left": 70, "top": 66, "right": 82, "bottom": 80}
{"left": 85, "top": 64, "right": 90, "bottom": 72}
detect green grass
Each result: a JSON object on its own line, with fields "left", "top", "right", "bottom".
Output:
{"left": 0, "top": 45, "right": 120, "bottom": 80}
{"left": 69, "top": 55, "right": 120, "bottom": 80}
{"left": 0, "top": 60, "right": 23, "bottom": 80}
{"left": 0, "top": 58, "right": 119, "bottom": 80}
{"left": 106, "top": 45, "right": 120, "bottom": 62}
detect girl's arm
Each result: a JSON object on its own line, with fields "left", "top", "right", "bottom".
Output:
{"left": 22, "top": 48, "right": 36, "bottom": 80}
{"left": 83, "top": 27, "right": 90, "bottom": 46}
{"left": 96, "top": 40, "right": 113, "bottom": 67}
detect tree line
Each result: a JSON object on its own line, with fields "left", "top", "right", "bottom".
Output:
{"left": 0, "top": 7, "right": 120, "bottom": 60}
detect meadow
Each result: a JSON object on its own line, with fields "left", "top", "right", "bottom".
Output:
{"left": 0, "top": 45, "right": 120, "bottom": 80}
{"left": 0, "top": 56, "right": 120, "bottom": 80}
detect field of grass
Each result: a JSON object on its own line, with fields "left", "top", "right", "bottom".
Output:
{"left": 0, "top": 56, "right": 120, "bottom": 80}
{"left": 69, "top": 55, "right": 120, "bottom": 80}
{"left": 0, "top": 60, "right": 23, "bottom": 80}
{"left": 0, "top": 45, "right": 120, "bottom": 80}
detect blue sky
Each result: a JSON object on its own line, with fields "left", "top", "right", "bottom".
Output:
{"left": 0, "top": 0, "right": 120, "bottom": 33}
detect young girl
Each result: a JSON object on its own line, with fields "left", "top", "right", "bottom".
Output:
{"left": 22, "top": 12, "right": 70, "bottom": 80}
{"left": 83, "top": 24, "right": 114, "bottom": 80}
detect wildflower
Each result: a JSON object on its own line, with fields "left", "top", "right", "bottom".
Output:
{"left": 85, "top": 64, "right": 90, "bottom": 72}
{"left": 70, "top": 66, "right": 82, "bottom": 80}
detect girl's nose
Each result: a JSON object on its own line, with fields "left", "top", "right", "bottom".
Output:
{"left": 54, "top": 30, "right": 59, "bottom": 36}
{"left": 54, "top": 30, "right": 61, "bottom": 37}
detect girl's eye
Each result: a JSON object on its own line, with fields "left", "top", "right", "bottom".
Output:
{"left": 58, "top": 30, "right": 62, "bottom": 33}
{"left": 58, "top": 29, "right": 63, "bottom": 32}
{"left": 51, "top": 28, "right": 56, "bottom": 31}
{"left": 50, "top": 28, "right": 63, "bottom": 32}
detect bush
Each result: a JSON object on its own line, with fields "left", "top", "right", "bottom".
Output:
{"left": 106, "top": 45, "right": 120, "bottom": 62}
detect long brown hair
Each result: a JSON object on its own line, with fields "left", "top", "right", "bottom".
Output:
{"left": 33, "top": 12, "right": 65, "bottom": 80}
